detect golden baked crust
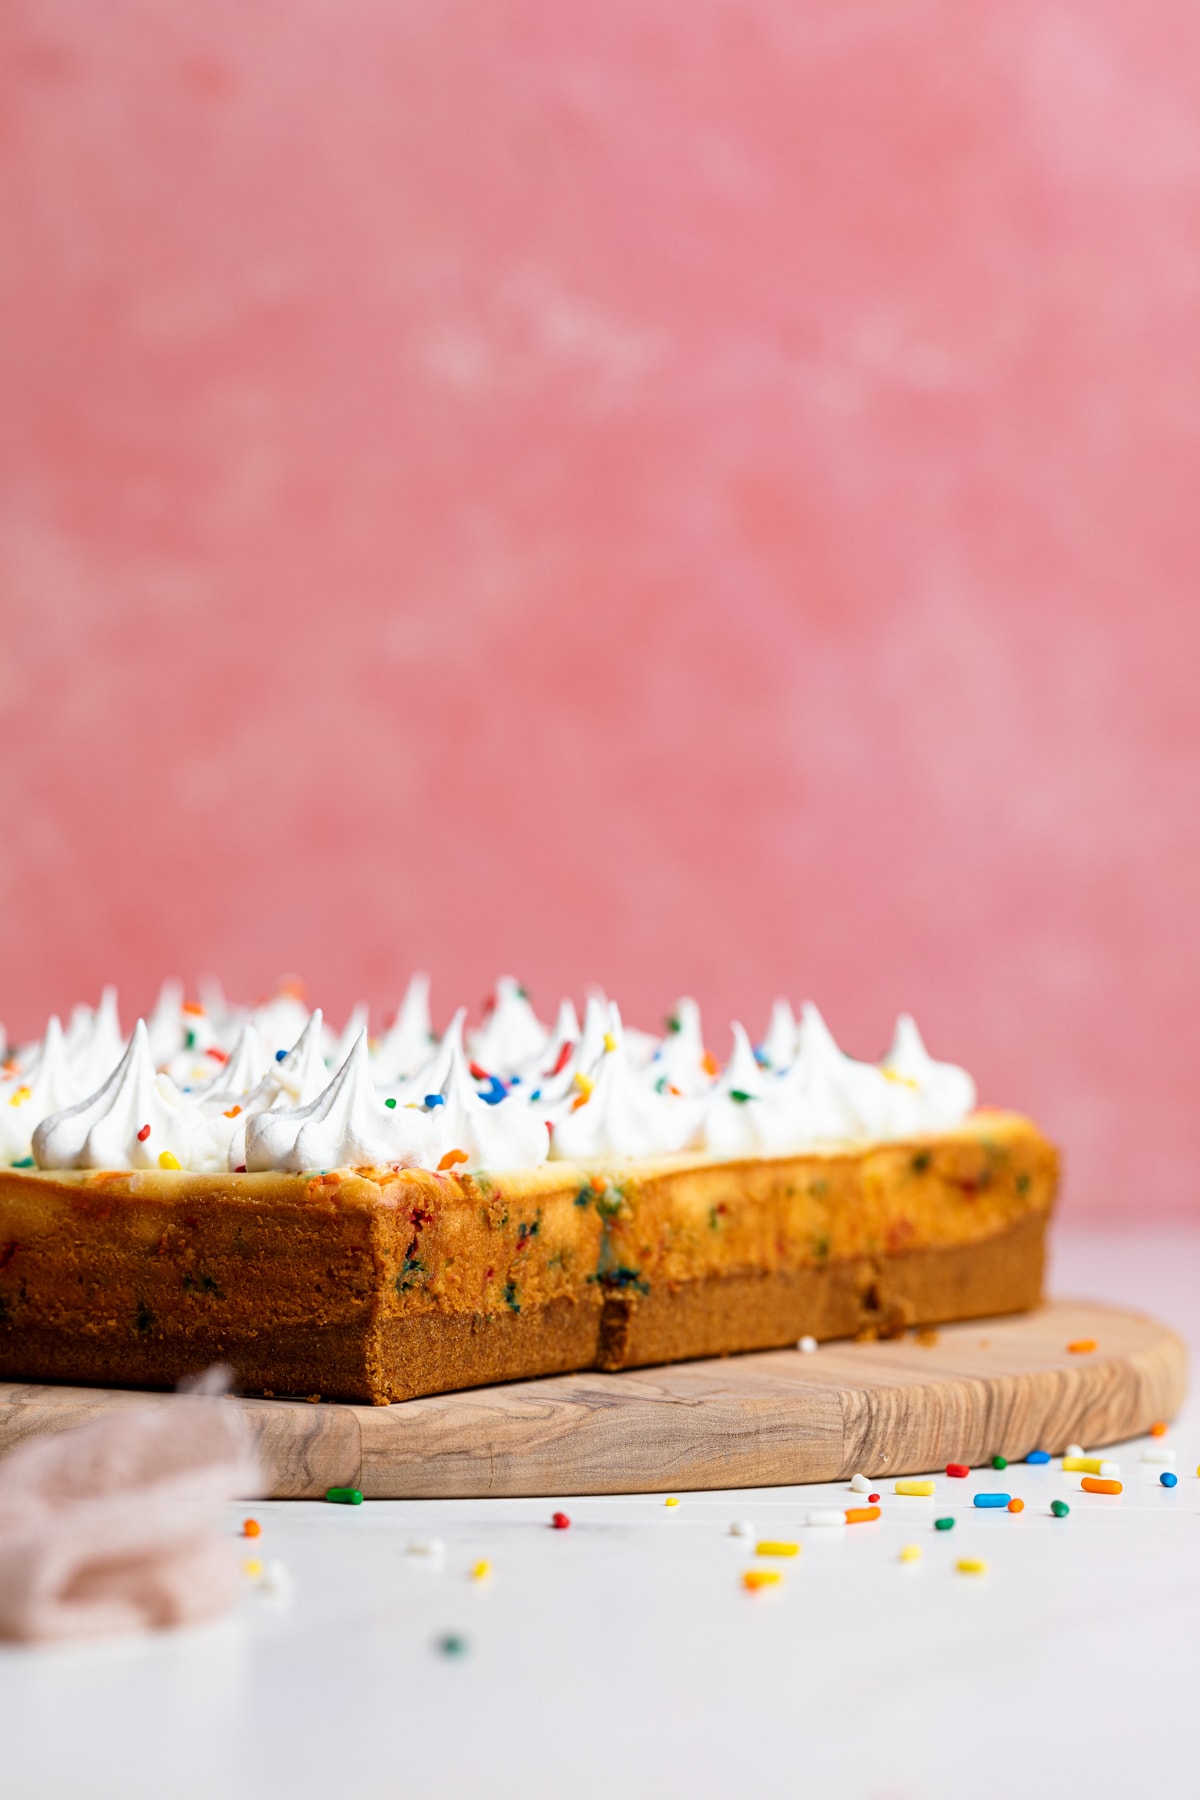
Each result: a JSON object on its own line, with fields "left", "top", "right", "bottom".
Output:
{"left": 0, "top": 1110, "right": 1057, "bottom": 1404}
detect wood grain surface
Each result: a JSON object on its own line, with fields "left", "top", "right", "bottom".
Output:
{"left": 0, "top": 1299, "right": 1184, "bottom": 1499}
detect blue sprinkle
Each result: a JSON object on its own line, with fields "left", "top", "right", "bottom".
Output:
{"left": 424, "top": 1094, "right": 445, "bottom": 1109}
{"left": 1161, "top": 1471, "right": 1178, "bottom": 1488}
{"left": 1026, "top": 1450, "right": 1051, "bottom": 1465}
{"left": 509, "top": 1074, "right": 522, "bottom": 1086}
{"left": 973, "top": 1493, "right": 1011, "bottom": 1508}
{"left": 275, "top": 1049, "right": 287, "bottom": 1062}
{"left": 529, "top": 1089, "right": 541, "bottom": 1102}
{"left": 479, "top": 1076, "right": 507, "bottom": 1106}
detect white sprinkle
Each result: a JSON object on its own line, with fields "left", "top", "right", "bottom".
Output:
{"left": 797, "top": 1335, "right": 818, "bottom": 1355}
{"left": 1099, "top": 1461, "right": 1121, "bottom": 1478}
{"left": 805, "top": 1507, "right": 846, "bottom": 1527}
{"left": 257, "top": 1559, "right": 294, "bottom": 1603}
{"left": 729, "top": 1519, "right": 756, "bottom": 1538}
{"left": 1065, "top": 1444, "right": 1085, "bottom": 1458}
{"left": 407, "top": 1536, "right": 446, "bottom": 1561}
{"left": 1141, "top": 1446, "right": 1177, "bottom": 1466}
{"left": 849, "top": 1473, "right": 872, "bottom": 1494}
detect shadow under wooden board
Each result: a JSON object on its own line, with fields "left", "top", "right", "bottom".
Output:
{"left": 0, "top": 1299, "right": 1185, "bottom": 1499}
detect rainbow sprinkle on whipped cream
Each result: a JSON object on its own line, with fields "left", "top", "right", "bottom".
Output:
{"left": 0, "top": 977, "right": 977, "bottom": 1176}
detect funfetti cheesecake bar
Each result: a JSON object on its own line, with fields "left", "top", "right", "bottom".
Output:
{"left": 0, "top": 979, "right": 1058, "bottom": 1404}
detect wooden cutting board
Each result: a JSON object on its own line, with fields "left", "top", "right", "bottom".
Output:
{"left": 0, "top": 1299, "right": 1184, "bottom": 1499}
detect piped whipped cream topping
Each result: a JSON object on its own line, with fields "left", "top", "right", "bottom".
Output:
{"left": 11, "top": 974, "right": 978, "bottom": 1175}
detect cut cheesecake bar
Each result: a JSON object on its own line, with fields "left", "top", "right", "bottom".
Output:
{"left": 0, "top": 1110, "right": 1057, "bottom": 1404}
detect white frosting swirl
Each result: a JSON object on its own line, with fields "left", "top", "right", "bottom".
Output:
{"left": 371, "top": 974, "right": 433, "bottom": 1085}
{"left": 0, "top": 1018, "right": 79, "bottom": 1164}
{"left": 426, "top": 1032, "right": 550, "bottom": 1172}
{"left": 468, "top": 977, "right": 549, "bottom": 1079}
{"left": 243, "top": 1032, "right": 439, "bottom": 1173}
{"left": 550, "top": 1008, "right": 703, "bottom": 1161}
{"left": 33, "top": 1022, "right": 201, "bottom": 1172}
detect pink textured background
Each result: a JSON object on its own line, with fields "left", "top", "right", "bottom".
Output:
{"left": 2, "top": 2, "right": 1199, "bottom": 1216}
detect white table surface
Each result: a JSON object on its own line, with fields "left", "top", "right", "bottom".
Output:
{"left": 4, "top": 1225, "right": 1198, "bottom": 1800}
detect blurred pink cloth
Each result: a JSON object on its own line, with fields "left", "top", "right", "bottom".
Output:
{"left": 0, "top": 1397, "right": 262, "bottom": 1644}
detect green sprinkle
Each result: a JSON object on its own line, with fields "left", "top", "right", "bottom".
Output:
{"left": 437, "top": 1634, "right": 468, "bottom": 1658}
{"left": 11, "top": 1156, "right": 34, "bottom": 1169}
{"left": 325, "top": 1486, "right": 363, "bottom": 1505}
{"left": 992, "top": 1455, "right": 1008, "bottom": 1470}
{"left": 934, "top": 1517, "right": 955, "bottom": 1532}
{"left": 384, "top": 1097, "right": 397, "bottom": 1109}
{"left": 729, "top": 1089, "right": 753, "bottom": 1105}
{"left": 1051, "top": 1499, "right": 1070, "bottom": 1518}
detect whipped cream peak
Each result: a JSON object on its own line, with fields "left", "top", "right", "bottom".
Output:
{"left": 251, "top": 987, "right": 312, "bottom": 1059}
{"left": 327, "top": 1002, "right": 370, "bottom": 1071}
{"left": 656, "top": 997, "right": 714, "bottom": 1097}
{"left": 69, "top": 986, "right": 126, "bottom": 1096}
{"left": 759, "top": 998, "right": 798, "bottom": 1071}
{"left": 391, "top": 1007, "right": 468, "bottom": 1107}
{"left": 269, "top": 1010, "right": 330, "bottom": 1108}
{"left": 883, "top": 1014, "right": 977, "bottom": 1128}
{"left": 427, "top": 1032, "right": 550, "bottom": 1172}
{"left": 372, "top": 974, "right": 433, "bottom": 1084}
{"left": 468, "top": 977, "right": 549, "bottom": 1079}
{"left": 33, "top": 1021, "right": 201, "bottom": 1172}
{"left": 243, "top": 1031, "right": 439, "bottom": 1174}
{"left": 550, "top": 1006, "right": 703, "bottom": 1162}
{"left": 145, "top": 978, "right": 186, "bottom": 1064}
{"left": 194, "top": 1021, "right": 270, "bottom": 1103}
{"left": 0, "top": 1016, "right": 79, "bottom": 1164}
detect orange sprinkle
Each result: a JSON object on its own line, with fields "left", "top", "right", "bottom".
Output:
{"left": 1150, "top": 1421, "right": 1168, "bottom": 1438}
{"left": 279, "top": 977, "right": 307, "bottom": 1000}
{"left": 742, "top": 1569, "right": 782, "bottom": 1592}
{"left": 1007, "top": 1497, "right": 1024, "bottom": 1513}
{"left": 223, "top": 1105, "right": 242, "bottom": 1118}
{"left": 1067, "top": 1339, "right": 1097, "bottom": 1354}
{"left": 181, "top": 1001, "right": 206, "bottom": 1016}
{"left": 8, "top": 1086, "right": 31, "bottom": 1107}
{"left": 701, "top": 1050, "right": 718, "bottom": 1078}
{"left": 845, "top": 1505, "right": 881, "bottom": 1524}
{"left": 437, "top": 1149, "right": 469, "bottom": 1171}
{"left": 243, "top": 1518, "right": 261, "bottom": 1538}
{"left": 1081, "top": 1476, "right": 1122, "bottom": 1495}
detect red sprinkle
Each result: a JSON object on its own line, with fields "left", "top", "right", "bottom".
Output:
{"left": 469, "top": 1061, "right": 490, "bottom": 1082}
{"left": 206, "top": 1046, "right": 228, "bottom": 1064}
{"left": 946, "top": 1463, "right": 970, "bottom": 1479}
{"left": 551, "top": 1511, "right": 571, "bottom": 1530}
{"left": 868, "top": 1493, "right": 880, "bottom": 1504}
{"left": 550, "top": 1040, "right": 575, "bottom": 1077}
{"left": 136, "top": 1124, "right": 151, "bottom": 1142}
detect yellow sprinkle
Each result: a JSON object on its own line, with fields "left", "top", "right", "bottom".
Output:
{"left": 664, "top": 1496, "right": 680, "bottom": 1507}
{"left": 8, "top": 1086, "right": 30, "bottom": 1107}
{"left": 574, "top": 1072, "right": 594, "bottom": 1098}
{"left": 243, "top": 1559, "right": 263, "bottom": 1578}
{"left": 755, "top": 1540, "right": 801, "bottom": 1558}
{"left": 881, "top": 1068, "right": 918, "bottom": 1088}
{"left": 956, "top": 1558, "right": 989, "bottom": 1575}
{"left": 603, "top": 1032, "right": 617, "bottom": 1053}
{"left": 899, "top": 1544, "right": 922, "bottom": 1563}
{"left": 470, "top": 1560, "right": 491, "bottom": 1581}
{"left": 1062, "top": 1456, "right": 1106, "bottom": 1473}
{"left": 158, "top": 1151, "right": 182, "bottom": 1170}
{"left": 895, "top": 1479, "right": 936, "bottom": 1497}
{"left": 742, "top": 1569, "right": 782, "bottom": 1591}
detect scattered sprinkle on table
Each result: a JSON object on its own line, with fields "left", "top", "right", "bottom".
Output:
{"left": 437, "top": 1634, "right": 468, "bottom": 1658}
{"left": 470, "top": 1560, "right": 492, "bottom": 1581}
{"left": 1063, "top": 1456, "right": 1118, "bottom": 1475}
{"left": 743, "top": 1569, "right": 782, "bottom": 1592}
{"left": 956, "top": 1558, "right": 988, "bottom": 1576}
{"left": 551, "top": 1512, "right": 571, "bottom": 1529}
{"left": 664, "top": 1496, "right": 680, "bottom": 1507}
{"left": 1161, "top": 1471, "right": 1178, "bottom": 1488}
{"left": 1066, "top": 1443, "right": 1085, "bottom": 1458}
{"left": 992, "top": 1454, "right": 1008, "bottom": 1470}
{"left": 849, "top": 1473, "right": 871, "bottom": 1494}
{"left": 1051, "top": 1500, "right": 1071, "bottom": 1518}
{"left": 845, "top": 1506, "right": 881, "bottom": 1524}
{"left": 1067, "top": 1338, "right": 1097, "bottom": 1354}
{"left": 934, "top": 1517, "right": 955, "bottom": 1532}
{"left": 868, "top": 1493, "right": 880, "bottom": 1504}
{"left": 730, "top": 1519, "right": 755, "bottom": 1538}
{"left": 797, "top": 1335, "right": 818, "bottom": 1354}
{"left": 242, "top": 1558, "right": 262, "bottom": 1578}
{"left": 974, "top": 1492, "right": 1011, "bottom": 1508}
{"left": 258, "top": 1559, "right": 294, "bottom": 1602}
{"left": 946, "top": 1463, "right": 970, "bottom": 1479}
{"left": 408, "top": 1536, "right": 446, "bottom": 1559}
{"left": 325, "top": 1486, "right": 363, "bottom": 1505}
{"left": 1025, "top": 1450, "right": 1050, "bottom": 1464}
{"left": 1142, "top": 1447, "right": 1176, "bottom": 1466}
{"left": 899, "top": 1544, "right": 922, "bottom": 1563}
{"left": 1150, "top": 1420, "right": 1168, "bottom": 1437}
{"left": 243, "top": 1518, "right": 261, "bottom": 1538}
{"left": 1081, "top": 1477, "right": 1122, "bottom": 1495}
{"left": 1007, "top": 1498, "right": 1024, "bottom": 1513}
{"left": 806, "top": 1508, "right": 846, "bottom": 1526}
{"left": 756, "top": 1541, "right": 800, "bottom": 1558}
{"left": 895, "top": 1479, "right": 935, "bottom": 1497}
